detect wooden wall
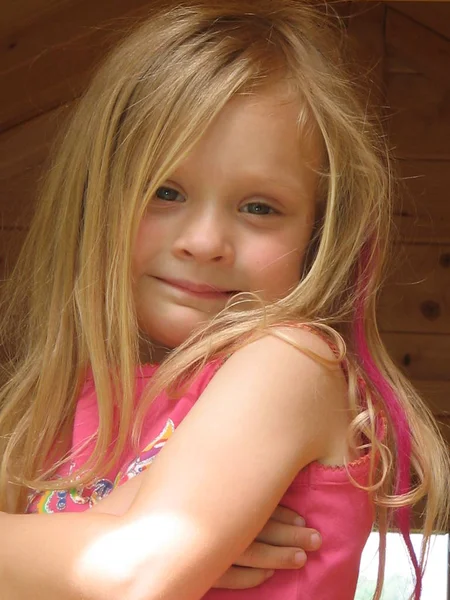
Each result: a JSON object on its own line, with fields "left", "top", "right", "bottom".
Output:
{"left": 376, "top": 2, "right": 450, "bottom": 448}
{"left": 0, "top": 2, "right": 449, "bottom": 456}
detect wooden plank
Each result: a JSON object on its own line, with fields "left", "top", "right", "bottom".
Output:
{"left": 0, "top": 162, "right": 44, "bottom": 229}
{"left": 0, "top": 229, "right": 28, "bottom": 280}
{"left": 0, "top": 0, "right": 159, "bottom": 132}
{"left": 0, "top": 105, "right": 71, "bottom": 181}
{"left": 378, "top": 244, "right": 450, "bottom": 334}
{"left": 0, "top": 0, "right": 75, "bottom": 39}
{"left": 331, "top": 2, "right": 354, "bottom": 20}
{"left": 347, "top": 3, "right": 386, "bottom": 104}
{"left": 0, "top": 103, "right": 73, "bottom": 229}
{"left": 0, "top": 0, "right": 155, "bottom": 75}
{"left": 412, "top": 380, "right": 450, "bottom": 415}
{"left": 0, "top": 102, "right": 72, "bottom": 228}
{"left": 381, "top": 332, "right": 450, "bottom": 381}
{"left": 1, "top": 37, "right": 102, "bottom": 133}
{"left": 387, "top": 72, "right": 450, "bottom": 159}
{"left": 386, "top": 1, "right": 450, "bottom": 40}
{"left": 386, "top": 8, "right": 450, "bottom": 91}
{"left": 386, "top": 53, "right": 417, "bottom": 74}
{"left": 393, "top": 160, "right": 450, "bottom": 244}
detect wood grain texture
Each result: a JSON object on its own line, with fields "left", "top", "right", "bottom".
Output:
{"left": 0, "top": 0, "right": 75, "bottom": 38}
{"left": 0, "top": 0, "right": 148, "bottom": 75}
{"left": 0, "top": 162, "right": 44, "bottom": 229}
{"left": 0, "top": 105, "right": 73, "bottom": 229}
{"left": 385, "top": 7, "right": 450, "bottom": 162}
{"left": 378, "top": 244, "right": 450, "bottom": 334}
{"left": 393, "top": 160, "right": 450, "bottom": 244}
{"left": 346, "top": 2, "right": 386, "bottom": 105}
{"left": 386, "top": 53, "right": 417, "bottom": 75}
{"left": 0, "top": 229, "right": 28, "bottom": 279}
{"left": 0, "top": 0, "right": 159, "bottom": 132}
{"left": 381, "top": 331, "right": 450, "bottom": 381}
{"left": 386, "top": 7, "right": 450, "bottom": 91}
{"left": 412, "top": 380, "right": 450, "bottom": 415}
{"left": 387, "top": 72, "right": 450, "bottom": 159}
{"left": 387, "top": 1, "right": 450, "bottom": 40}
{"left": 0, "top": 104, "right": 71, "bottom": 181}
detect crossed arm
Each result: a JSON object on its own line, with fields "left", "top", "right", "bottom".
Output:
{"left": 1, "top": 328, "right": 348, "bottom": 600}
{"left": 88, "top": 466, "right": 321, "bottom": 589}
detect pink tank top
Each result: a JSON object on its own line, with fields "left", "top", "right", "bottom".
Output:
{"left": 26, "top": 359, "right": 375, "bottom": 600}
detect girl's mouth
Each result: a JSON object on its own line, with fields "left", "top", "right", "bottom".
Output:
{"left": 154, "top": 277, "right": 239, "bottom": 299}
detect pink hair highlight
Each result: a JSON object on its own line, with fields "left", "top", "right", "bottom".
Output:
{"left": 354, "top": 246, "right": 422, "bottom": 599}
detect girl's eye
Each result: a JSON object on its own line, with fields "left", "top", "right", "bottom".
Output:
{"left": 240, "top": 202, "right": 278, "bottom": 216}
{"left": 155, "top": 187, "right": 184, "bottom": 202}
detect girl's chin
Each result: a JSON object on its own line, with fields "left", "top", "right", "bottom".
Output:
{"left": 139, "top": 309, "right": 213, "bottom": 356}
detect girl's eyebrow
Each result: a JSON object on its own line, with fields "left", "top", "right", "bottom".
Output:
{"left": 169, "top": 168, "right": 309, "bottom": 198}
{"left": 251, "top": 173, "right": 309, "bottom": 198}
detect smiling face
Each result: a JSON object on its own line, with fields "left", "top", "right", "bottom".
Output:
{"left": 132, "top": 84, "right": 322, "bottom": 358}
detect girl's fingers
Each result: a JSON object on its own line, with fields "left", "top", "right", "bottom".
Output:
{"left": 270, "top": 505, "right": 305, "bottom": 526}
{"left": 231, "top": 541, "right": 307, "bottom": 569}
{"left": 257, "top": 519, "right": 322, "bottom": 552}
{"left": 212, "top": 566, "right": 274, "bottom": 590}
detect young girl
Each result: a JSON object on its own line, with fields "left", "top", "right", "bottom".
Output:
{"left": 0, "top": 1, "right": 448, "bottom": 599}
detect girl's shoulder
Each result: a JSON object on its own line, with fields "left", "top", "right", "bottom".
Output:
{"left": 266, "top": 323, "right": 344, "bottom": 362}
{"left": 223, "top": 322, "right": 349, "bottom": 391}
{"left": 197, "top": 324, "right": 350, "bottom": 461}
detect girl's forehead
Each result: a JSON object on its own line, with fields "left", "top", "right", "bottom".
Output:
{"left": 173, "top": 83, "right": 323, "bottom": 183}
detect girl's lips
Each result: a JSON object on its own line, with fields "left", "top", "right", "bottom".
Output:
{"left": 155, "top": 277, "right": 239, "bottom": 299}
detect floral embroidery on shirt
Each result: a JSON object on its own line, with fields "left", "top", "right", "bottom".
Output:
{"left": 25, "top": 474, "right": 115, "bottom": 514}
{"left": 25, "top": 419, "right": 175, "bottom": 514}
{"left": 114, "top": 418, "right": 175, "bottom": 486}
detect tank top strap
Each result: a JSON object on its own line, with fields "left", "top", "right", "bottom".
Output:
{"left": 290, "top": 322, "right": 343, "bottom": 360}
{"left": 277, "top": 322, "right": 347, "bottom": 373}
{"left": 279, "top": 322, "right": 371, "bottom": 402}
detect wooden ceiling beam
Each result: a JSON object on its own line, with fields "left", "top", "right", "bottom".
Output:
{"left": 387, "top": 1, "right": 450, "bottom": 39}
{"left": 0, "top": 0, "right": 159, "bottom": 133}
{"left": 386, "top": 8, "right": 450, "bottom": 90}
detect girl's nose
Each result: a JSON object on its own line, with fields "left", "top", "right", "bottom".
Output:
{"left": 172, "top": 213, "right": 235, "bottom": 265}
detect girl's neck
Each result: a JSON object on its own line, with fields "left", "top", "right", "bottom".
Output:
{"left": 139, "top": 337, "right": 171, "bottom": 365}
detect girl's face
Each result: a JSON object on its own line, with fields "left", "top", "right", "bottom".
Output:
{"left": 132, "top": 84, "right": 322, "bottom": 357}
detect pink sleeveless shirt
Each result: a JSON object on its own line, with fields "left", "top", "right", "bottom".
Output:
{"left": 26, "top": 360, "right": 375, "bottom": 599}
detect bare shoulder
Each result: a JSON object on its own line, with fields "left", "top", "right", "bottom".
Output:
{"left": 258, "top": 326, "right": 352, "bottom": 464}
{"left": 267, "top": 324, "right": 343, "bottom": 363}
{"left": 224, "top": 324, "right": 347, "bottom": 394}
{"left": 206, "top": 325, "right": 351, "bottom": 464}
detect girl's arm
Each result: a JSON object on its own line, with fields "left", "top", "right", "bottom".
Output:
{"left": 1, "top": 328, "right": 348, "bottom": 600}
{"left": 90, "top": 469, "right": 321, "bottom": 589}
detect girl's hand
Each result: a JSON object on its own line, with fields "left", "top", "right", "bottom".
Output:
{"left": 91, "top": 477, "right": 321, "bottom": 590}
{"left": 212, "top": 505, "right": 322, "bottom": 590}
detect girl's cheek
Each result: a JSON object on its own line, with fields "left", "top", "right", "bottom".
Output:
{"left": 244, "top": 237, "right": 304, "bottom": 291}
{"left": 246, "top": 235, "right": 301, "bottom": 271}
{"left": 132, "top": 216, "right": 168, "bottom": 271}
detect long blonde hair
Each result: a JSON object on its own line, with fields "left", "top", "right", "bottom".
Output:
{"left": 0, "top": 2, "right": 448, "bottom": 597}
